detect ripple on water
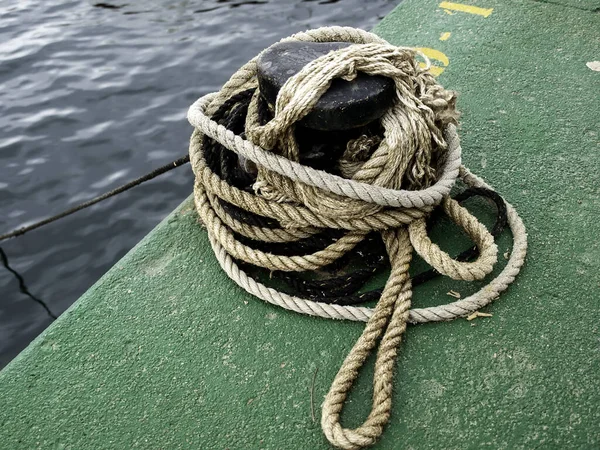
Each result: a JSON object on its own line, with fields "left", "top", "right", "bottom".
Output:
{"left": 0, "top": 0, "right": 399, "bottom": 368}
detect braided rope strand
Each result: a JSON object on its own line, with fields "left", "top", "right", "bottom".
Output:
{"left": 198, "top": 169, "right": 526, "bottom": 324}
{"left": 188, "top": 26, "right": 527, "bottom": 449}
{"left": 321, "top": 228, "right": 413, "bottom": 449}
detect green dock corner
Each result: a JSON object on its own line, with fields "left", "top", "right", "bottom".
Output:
{"left": 1, "top": 0, "right": 599, "bottom": 448}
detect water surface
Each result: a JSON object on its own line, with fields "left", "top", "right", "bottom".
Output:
{"left": 0, "top": 0, "right": 398, "bottom": 368}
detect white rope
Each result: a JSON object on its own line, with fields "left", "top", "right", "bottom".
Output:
{"left": 187, "top": 25, "right": 528, "bottom": 449}
{"left": 188, "top": 95, "right": 462, "bottom": 210}
{"left": 202, "top": 167, "right": 527, "bottom": 323}
{"left": 187, "top": 24, "right": 528, "bottom": 324}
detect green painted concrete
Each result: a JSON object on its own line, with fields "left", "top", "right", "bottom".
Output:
{"left": 536, "top": 0, "right": 600, "bottom": 12}
{"left": 1, "top": 1, "right": 599, "bottom": 448}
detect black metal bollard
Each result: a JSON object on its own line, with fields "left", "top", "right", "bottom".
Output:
{"left": 255, "top": 41, "right": 396, "bottom": 172}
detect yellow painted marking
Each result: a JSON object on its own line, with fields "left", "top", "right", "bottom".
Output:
{"left": 439, "top": 1, "right": 493, "bottom": 17}
{"left": 440, "top": 32, "right": 451, "bottom": 41}
{"left": 416, "top": 47, "right": 450, "bottom": 67}
{"left": 425, "top": 66, "right": 445, "bottom": 76}
{"left": 415, "top": 47, "right": 450, "bottom": 77}
{"left": 416, "top": 47, "right": 449, "bottom": 76}
{"left": 443, "top": 9, "right": 455, "bottom": 14}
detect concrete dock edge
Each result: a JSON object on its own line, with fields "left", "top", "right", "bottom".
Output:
{"left": 1, "top": 0, "right": 599, "bottom": 448}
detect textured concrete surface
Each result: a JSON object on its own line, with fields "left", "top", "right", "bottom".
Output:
{"left": 538, "top": 0, "right": 600, "bottom": 11}
{"left": 1, "top": 0, "right": 599, "bottom": 449}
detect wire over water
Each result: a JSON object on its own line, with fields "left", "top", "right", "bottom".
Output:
{"left": 0, "top": 156, "right": 190, "bottom": 243}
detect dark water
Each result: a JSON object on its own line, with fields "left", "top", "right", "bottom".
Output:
{"left": 0, "top": 0, "right": 398, "bottom": 368}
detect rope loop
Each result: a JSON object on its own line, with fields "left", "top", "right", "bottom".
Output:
{"left": 187, "top": 26, "right": 527, "bottom": 450}
{"left": 408, "top": 197, "right": 498, "bottom": 281}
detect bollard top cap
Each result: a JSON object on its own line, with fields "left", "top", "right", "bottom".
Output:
{"left": 257, "top": 41, "right": 395, "bottom": 131}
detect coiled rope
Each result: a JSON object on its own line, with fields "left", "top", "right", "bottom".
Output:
{"left": 187, "top": 26, "right": 527, "bottom": 449}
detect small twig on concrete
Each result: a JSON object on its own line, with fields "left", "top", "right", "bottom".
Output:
{"left": 467, "top": 311, "right": 493, "bottom": 321}
{"left": 310, "top": 367, "right": 319, "bottom": 423}
{"left": 447, "top": 290, "right": 461, "bottom": 299}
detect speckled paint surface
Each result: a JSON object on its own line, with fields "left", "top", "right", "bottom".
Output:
{"left": 1, "top": 0, "right": 599, "bottom": 448}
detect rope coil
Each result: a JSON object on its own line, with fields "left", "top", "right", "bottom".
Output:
{"left": 187, "top": 26, "right": 527, "bottom": 449}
